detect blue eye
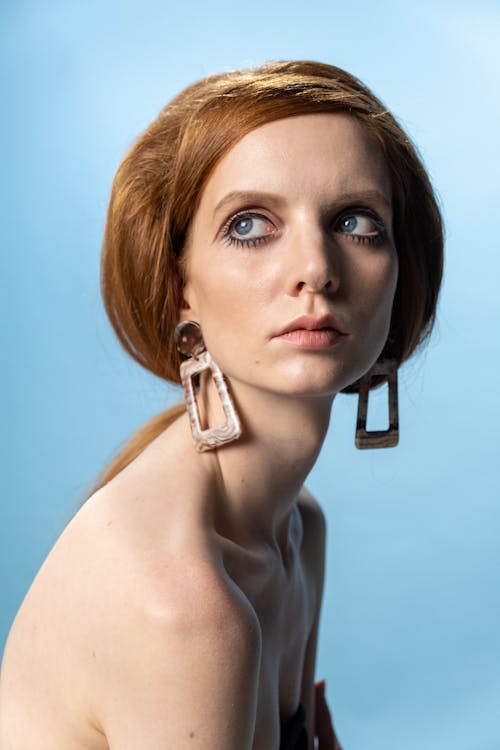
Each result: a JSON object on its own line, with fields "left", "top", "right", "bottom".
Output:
{"left": 233, "top": 217, "right": 254, "bottom": 236}
{"left": 222, "top": 212, "right": 277, "bottom": 248}
{"left": 339, "top": 216, "right": 360, "bottom": 233}
{"left": 221, "top": 208, "right": 387, "bottom": 249}
{"left": 335, "top": 211, "right": 386, "bottom": 246}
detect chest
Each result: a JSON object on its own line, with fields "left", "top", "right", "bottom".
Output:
{"left": 220, "top": 536, "right": 316, "bottom": 747}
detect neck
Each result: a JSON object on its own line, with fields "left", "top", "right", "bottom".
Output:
{"left": 196, "top": 375, "right": 334, "bottom": 555}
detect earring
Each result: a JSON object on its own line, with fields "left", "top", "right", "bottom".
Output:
{"left": 355, "top": 359, "right": 399, "bottom": 449}
{"left": 174, "top": 320, "right": 242, "bottom": 452}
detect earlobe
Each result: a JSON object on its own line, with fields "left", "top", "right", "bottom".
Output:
{"left": 178, "top": 281, "right": 197, "bottom": 322}
{"left": 179, "top": 299, "right": 193, "bottom": 322}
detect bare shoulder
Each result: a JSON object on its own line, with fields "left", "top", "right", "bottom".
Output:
{"left": 2, "top": 475, "right": 261, "bottom": 749}
{"left": 79, "top": 487, "right": 262, "bottom": 749}
{"left": 98, "top": 564, "right": 261, "bottom": 749}
{"left": 64, "top": 480, "right": 262, "bottom": 653}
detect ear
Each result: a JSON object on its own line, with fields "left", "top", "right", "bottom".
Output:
{"left": 178, "top": 279, "right": 199, "bottom": 323}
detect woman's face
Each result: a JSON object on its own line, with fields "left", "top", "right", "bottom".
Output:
{"left": 181, "top": 112, "right": 398, "bottom": 398}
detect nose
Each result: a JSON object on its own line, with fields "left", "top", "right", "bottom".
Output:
{"left": 286, "top": 222, "right": 340, "bottom": 297}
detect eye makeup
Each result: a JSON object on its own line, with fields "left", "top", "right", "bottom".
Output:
{"left": 220, "top": 207, "right": 387, "bottom": 249}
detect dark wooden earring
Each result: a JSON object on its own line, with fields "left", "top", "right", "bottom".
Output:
{"left": 355, "top": 359, "right": 399, "bottom": 449}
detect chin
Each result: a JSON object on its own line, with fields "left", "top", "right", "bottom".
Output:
{"left": 227, "top": 350, "right": 382, "bottom": 400}
{"left": 281, "top": 380, "right": 347, "bottom": 399}
{"left": 257, "top": 369, "right": 353, "bottom": 399}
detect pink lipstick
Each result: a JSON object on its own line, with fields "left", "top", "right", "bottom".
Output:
{"left": 273, "top": 314, "right": 348, "bottom": 349}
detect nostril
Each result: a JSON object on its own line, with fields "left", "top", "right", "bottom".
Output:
{"left": 296, "top": 277, "right": 334, "bottom": 293}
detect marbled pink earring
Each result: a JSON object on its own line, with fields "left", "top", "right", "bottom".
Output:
{"left": 175, "top": 320, "right": 242, "bottom": 452}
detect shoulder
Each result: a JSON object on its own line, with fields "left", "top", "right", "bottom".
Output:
{"left": 66, "top": 483, "right": 261, "bottom": 645}
{"left": 85, "top": 493, "right": 261, "bottom": 748}
{"left": 99, "top": 594, "right": 260, "bottom": 748}
{"left": 95, "top": 538, "right": 262, "bottom": 680}
{"left": 63, "top": 486, "right": 262, "bottom": 747}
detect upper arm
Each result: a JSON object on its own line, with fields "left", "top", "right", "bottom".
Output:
{"left": 298, "top": 487, "right": 327, "bottom": 747}
{"left": 96, "top": 573, "right": 262, "bottom": 750}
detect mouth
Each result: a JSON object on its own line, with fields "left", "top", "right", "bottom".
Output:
{"left": 273, "top": 314, "right": 349, "bottom": 349}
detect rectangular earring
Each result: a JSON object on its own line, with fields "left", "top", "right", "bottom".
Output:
{"left": 180, "top": 350, "right": 241, "bottom": 452}
{"left": 355, "top": 359, "right": 399, "bottom": 449}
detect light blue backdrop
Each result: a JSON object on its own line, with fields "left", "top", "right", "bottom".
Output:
{"left": 1, "top": 1, "right": 499, "bottom": 748}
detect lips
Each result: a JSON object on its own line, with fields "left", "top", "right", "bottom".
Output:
{"left": 275, "top": 314, "right": 348, "bottom": 338}
{"left": 272, "top": 314, "right": 349, "bottom": 349}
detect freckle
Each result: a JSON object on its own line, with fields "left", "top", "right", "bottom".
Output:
{"left": 189, "top": 730, "right": 195, "bottom": 738}
{"left": 106, "top": 520, "right": 113, "bottom": 527}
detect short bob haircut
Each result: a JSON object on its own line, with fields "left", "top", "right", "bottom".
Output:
{"left": 88, "top": 59, "right": 444, "bottom": 495}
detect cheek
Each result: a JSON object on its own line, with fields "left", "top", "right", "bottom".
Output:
{"left": 384, "top": 251, "right": 399, "bottom": 310}
{"left": 375, "top": 265, "right": 399, "bottom": 349}
{"left": 348, "top": 250, "right": 398, "bottom": 352}
{"left": 358, "top": 250, "right": 398, "bottom": 311}
{"left": 186, "top": 256, "right": 279, "bottom": 360}
{"left": 376, "top": 254, "right": 398, "bottom": 314}
{"left": 190, "top": 249, "right": 282, "bottom": 318}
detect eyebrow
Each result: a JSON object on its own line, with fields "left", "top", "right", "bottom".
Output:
{"left": 213, "top": 190, "right": 287, "bottom": 218}
{"left": 212, "top": 188, "right": 392, "bottom": 219}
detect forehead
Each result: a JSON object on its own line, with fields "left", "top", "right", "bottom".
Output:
{"left": 199, "top": 112, "right": 392, "bottom": 212}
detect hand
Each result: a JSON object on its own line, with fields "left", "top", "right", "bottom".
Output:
{"left": 314, "top": 680, "right": 343, "bottom": 750}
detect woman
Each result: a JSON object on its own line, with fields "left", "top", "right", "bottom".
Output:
{"left": 0, "top": 60, "right": 443, "bottom": 749}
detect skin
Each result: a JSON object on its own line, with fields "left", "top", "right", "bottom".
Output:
{"left": 0, "top": 112, "right": 397, "bottom": 749}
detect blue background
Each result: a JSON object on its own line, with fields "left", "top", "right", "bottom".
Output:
{"left": 2, "top": 1, "right": 499, "bottom": 748}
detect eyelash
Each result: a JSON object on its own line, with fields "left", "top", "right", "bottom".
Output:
{"left": 221, "top": 211, "right": 273, "bottom": 249}
{"left": 221, "top": 209, "right": 387, "bottom": 249}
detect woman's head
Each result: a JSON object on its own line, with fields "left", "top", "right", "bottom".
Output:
{"left": 180, "top": 111, "right": 398, "bottom": 398}
{"left": 101, "top": 59, "right": 443, "bottom": 393}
